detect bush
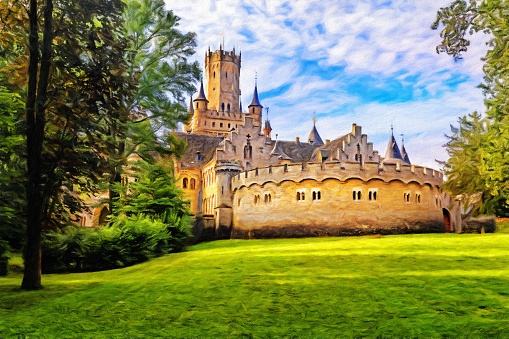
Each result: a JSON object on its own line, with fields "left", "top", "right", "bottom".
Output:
{"left": 42, "top": 214, "right": 190, "bottom": 273}
{"left": 0, "top": 239, "right": 9, "bottom": 276}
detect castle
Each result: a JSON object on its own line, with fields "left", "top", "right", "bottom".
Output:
{"left": 171, "top": 46, "right": 455, "bottom": 239}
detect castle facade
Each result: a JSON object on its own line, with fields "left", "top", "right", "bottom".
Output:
{"left": 174, "top": 46, "right": 454, "bottom": 239}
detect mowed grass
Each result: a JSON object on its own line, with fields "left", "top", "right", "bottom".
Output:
{"left": 2, "top": 234, "right": 509, "bottom": 338}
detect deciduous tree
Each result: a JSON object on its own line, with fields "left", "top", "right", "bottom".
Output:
{"left": 432, "top": 0, "right": 509, "bottom": 215}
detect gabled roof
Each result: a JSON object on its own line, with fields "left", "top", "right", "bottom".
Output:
{"left": 270, "top": 139, "right": 318, "bottom": 162}
{"left": 174, "top": 132, "right": 223, "bottom": 168}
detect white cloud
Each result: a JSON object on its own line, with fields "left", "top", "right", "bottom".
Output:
{"left": 167, "top": 0, "right": 489, "bottom": 170}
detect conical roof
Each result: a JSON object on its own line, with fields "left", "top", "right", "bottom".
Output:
{"left": 193, "top": 80, "right": 208, "bottom": 102}
{"left": 248, "top": 84, "right": 263, "bottom": 107}
{"left": 401, "top": 144, "right": 411, "bottom": 164}
{"left": 307, "top": 123, "right": 324, "bottom": 146}
{"left": 384, "top": 133, "right": 403, "bottom": 161}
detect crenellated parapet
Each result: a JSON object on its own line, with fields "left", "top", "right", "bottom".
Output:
{"left": 231, "top": 161, "right": 443, "bottom": 192}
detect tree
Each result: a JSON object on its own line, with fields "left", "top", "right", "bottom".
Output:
{"left": 0, "top": 0, "right": 134, "bottom": 289}
{"left": 105, "top": 0, "right": 201, "bottom": 212}
{"left": 432, "top": 0, "right": 509, "bottom": 215}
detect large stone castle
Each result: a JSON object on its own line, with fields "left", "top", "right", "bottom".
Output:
{"left": 171, "top": 46, "right": 455, "bottom": 240}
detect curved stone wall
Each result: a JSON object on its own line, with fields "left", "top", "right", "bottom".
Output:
{"left": 231, "top": 161, "right": 444, "bottom": 238}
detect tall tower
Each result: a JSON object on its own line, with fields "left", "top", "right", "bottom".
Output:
{"left": 205, "top": 46, "right": 241, "bottom": 112}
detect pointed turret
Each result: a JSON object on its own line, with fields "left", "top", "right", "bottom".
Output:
{"left": 383, "top": 128, "right": 403, "bottom": 163}
{"left": 400, "top": 137, "right": 411, "bottom": 164}
{"left": 307, "top": 120, "right": 324, "bottom": 146}
{"left": 248, "top": 84, "right": 263, "bottom": 108}
{"left": 193, "top": 79, "right": 208, "bottom": 111}
{"left": 248, "top": 82, "right": 263, "bottom": 127}
{"left": 264, "top": 119, "right": 272, "bottom": 139}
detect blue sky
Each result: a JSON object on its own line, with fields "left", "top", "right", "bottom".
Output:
{"left": 166, "top": 0, "right": 488, "bottom": 169}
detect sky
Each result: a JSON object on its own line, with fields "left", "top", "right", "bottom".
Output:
{"left": 166, "top": 0, "right": 488, "bottom": 169}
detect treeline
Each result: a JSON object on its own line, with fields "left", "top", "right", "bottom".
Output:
{"left": 0, "top": 0, "right": 200, "bottom": 286}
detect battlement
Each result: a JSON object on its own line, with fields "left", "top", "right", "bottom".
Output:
{"left": 231, "top": 161, "right": 442, "bottom": 191}
{"left": 206, "top": 48, "right": 241, "bottom": 67}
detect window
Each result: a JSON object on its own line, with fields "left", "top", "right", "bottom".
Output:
{"left": 190, "top": 178, "right": 196, "bottom": 190}
{"left": 368, "top": 189, "right": 378, "bottom": 201}
{"left": 220, "top": 122, "right": 223, "bottom": 128}
{"left": 404, "top": 192, "right": 411, "bottom": 203}
{"left": 213, "top": 71, "right": 216, "bottom": 78}
{"left": 297, "top": 190, "right": 306, "bottom": 201}
{"left": 416, "top": 193, "right": 421, "bottom": 204}
{"left": 183, "top": 178, "right": 188, "bottom": 189}
{"left": 312, "top": 190, "right": 321, "bottom": 201}
{"left": 353, "top": 190, "right": 362, "bottom": 201}
{"left": 212, "top": 122, "right": 216, "bottom": 127}
{"left": 204, "top": 120, "right": 207, "bottom": 126}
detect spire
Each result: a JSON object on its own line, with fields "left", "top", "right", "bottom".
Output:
{"left": 194, "top": 79, "right": 208, "bottom": 102}
{"left": 307, "top": 118, "right": 324, "bottom": 146}
{"left": 384, "top": 128, "right": 403, "bottom": 161}
{"left": 248, "top": 83, "right": 263, "bottom": 108}
{"left": 400, "top": 135, "right": 411, "bottom": 164}
{"left": 264, "top": 107, "right": 272, "bottom": 138}
{"left": 188, "top": 95, "right": 194, "bottom": 113}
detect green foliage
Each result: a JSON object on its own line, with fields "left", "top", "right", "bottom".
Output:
{"left": 433, "top": 0, "right": 509, "bottom": 216}
{"left": 113, "top": 160, "right": 190, "bottom": 220}
{"left": 3, "top": 235, "right": 509, "bottom": 337}
{"left": 0, "top": 240, "right": 9, "bottom": 276}
{"left": 0, "top": 86, "right": 25, "bottom": 249}
{"left": 41, "top": 212, "right": 189, "bottom": 273}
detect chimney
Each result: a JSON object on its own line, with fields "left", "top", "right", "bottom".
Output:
{"left": 295, "top": 136, "right": 300, "bottom": 145}
{"left": 325, "top": 139, "right": 330, "bottom": 146}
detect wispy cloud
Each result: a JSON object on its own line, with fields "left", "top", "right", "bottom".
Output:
{"left": 167, "top": 0, "right": 488, "bottom": 170}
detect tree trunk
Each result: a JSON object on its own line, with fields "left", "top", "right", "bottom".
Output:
{"left": 22, "top": 0, "right": 53, "bottom": 290}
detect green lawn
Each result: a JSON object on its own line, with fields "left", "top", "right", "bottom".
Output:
{"left": 2, "top": 234, "right": 509, "bottom": 338}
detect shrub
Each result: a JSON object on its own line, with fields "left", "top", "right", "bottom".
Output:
{"left": 41, "top": 214, "right": 190, "bottom": 273}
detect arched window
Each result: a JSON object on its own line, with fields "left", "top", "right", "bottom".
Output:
{"left": 227, "top": 103, "right": 230, "bottom": 112}
{"left": 213, "top": 71, "right": 216, "bottom": 78}
{"left": 301, "top": 192, "right": 305, "bottom": 201}
{"left": 183, "top": 178, "right": 188, "bottom": 189}
{"left": 190, "top": 178, "right": 196, "bottom": 190}
{"left": 221, "top": 103, "right": 225, "bottom": 111}
{"left": 312, "top": 191, "right": 316, "bottom": 200}
{"left": 297, "top": 192, "right": 300, "bottom": 201}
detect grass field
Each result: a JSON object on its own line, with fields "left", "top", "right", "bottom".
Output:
{"left": 2, "top": 233, "right": 509, "bottom": 338}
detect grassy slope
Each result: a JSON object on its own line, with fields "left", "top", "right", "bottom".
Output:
{"left": 2, "top": 234, "right": 509, "bottom": 338}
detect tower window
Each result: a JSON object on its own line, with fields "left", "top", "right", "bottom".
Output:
{"left": 226, "top": 72, "right": 228, "bottom": 79}
{"left": 416, "top": 193, "right": 421, "bottom": 204}
{"left": 404, "top": 192, "right": 411, "bottom": 203}
{"left": 213, "top": 71, "right": 216, "bottom": 78}
{"left": 190, "top": 178, "right": 196, "bottom": 190}
{"left": 221, "top": 103, "right": 225, "bottom": 111}
{"left": 183, "top": 178, "right": 188, "bottom": 189}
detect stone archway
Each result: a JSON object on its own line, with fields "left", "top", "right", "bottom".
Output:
{"left": 443, "top": 208, "right": 452, "bottom": 232}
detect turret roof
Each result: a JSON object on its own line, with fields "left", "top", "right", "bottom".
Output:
{"left": 401, "top": 144, "right": 411, "bottom": 164}
{"left": 248, "top": 84, "right": 263, "bottom": 107}
{"left": 307, "top": 123, "right": 324, "bottom": 146}
{"left": 194, "top": 80, "right": 208, "bottom": 102}
{"left": 383, "top": 133, "right": 404, "bottom": 163}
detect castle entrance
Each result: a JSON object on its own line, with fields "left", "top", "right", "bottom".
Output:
{"left": 443, "top": 208, "right": 452, "bottom": 232}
